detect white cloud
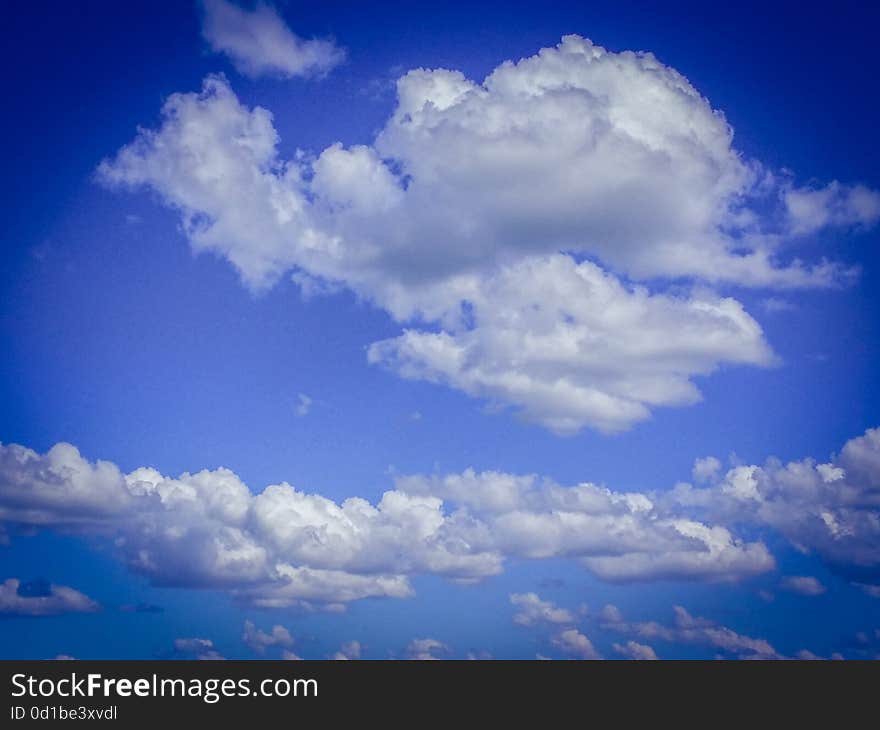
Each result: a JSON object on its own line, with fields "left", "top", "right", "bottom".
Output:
{"left": 398, "top": 469, "right": 774, "bottom": 582}
{"left": 96, "top": 75, "right": 316, "bottom": 292}
{"left": 200, "top": 0, "right": 344, "bottom": 79}
{"left": 0, "top": 441, "right": 492, "bottom": 607}
{"left": 174, "top": 637, "right": 225, "bottom": 660}
{"left": 0, "top": 578, "right": 99, "bottom": 616}
{"left": 600, "top": 604, "right": 780, "bottom": 659}
{"left": 552, "top": 628, "right": 601, "bottom": 659}
{"left": 332, "top": 640, "right": 362, "bottom": 660}
{"left": 404, "top": 638, "right": 449, "bottom": 660}
{"left": 368, "top": 256, "right": 776, "bottom": 434}
{"left": 577, "top": 520, "right": 773, "bottom": 583}
{"left": 668, "top": 427, "right": 880, "bottom": 580}
{"left": 784, "top": 181, "right": 880, "bottom": 236}
{"left": 98, "top": 36, "right": 876, "bottom": 434}
{"left": 2, "top": 427, "right": 878, "bottom": 607}
{"left": 0, "top": 439, "right": 777, "bottom": 611}
{"left": 612, "top": 640, "right": 658, "bottom": 660}
{"left": 242, "top": 619, "right": 294, "bottom": 653}
{"left": 174, "top": 637, "right": 213, "bottom": 653}
{"left": 779, "top": 576, "right": 826, "bottom": 597}
{"left": 510, "top": 592, "right": 576, "bottom": 626}
{"left": 692, "top": 456, "right": 722, "bottom": 484}
{"left": 0, "top": 442, "right": 137, "bottom": 527}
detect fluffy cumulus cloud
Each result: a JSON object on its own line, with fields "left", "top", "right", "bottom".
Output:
{"left": 510, "top": 592, "right": 576, "bottom": 626}
{"left": 551, "top": 628, "right": 601, "bottom": 659}
{"left": 1, "top": 426, "right": 879, "bottom": 607}
{"left": 612, "top": 640, "right": 658, "bottom": 660}
{"left": 368, "top": 256, "right": 776, "bottom": 433}
{"left": 0, "top": 439, "right": 776, "bottom": 609}
{"left": 0, "top": 442, "right": 495, "bottom": 609}
{"left": 0, "top": 578, "right": 99, "bottom": 616}
{"left": 668, "top": 427, "right": 880, "bottom": 582}
{"left": 397, "top": 469, "right": 773, "bottom": 582}
{"left": 98, "top": 36, "right": 878, "bottom": 434}
{"left": 200, "top": 0, "right": 344, "bottom": 79}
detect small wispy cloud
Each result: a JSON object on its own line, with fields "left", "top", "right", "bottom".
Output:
{"left": 780, "top": 576, "right": 826, "bottom": 596}
{"left": 173, "top": 637, "right": 225, "bottom": 660}
{"left": 242, "top": 619, "right": 294, "bottom": 655}
{"left": 200, "top": 0, "right": 345, "bottom": 79}
{"left": 762, "top": 297, "right": 796, "bottom": 313}
{"left": 295, "top": 393, "right": 312, "bottom": 417}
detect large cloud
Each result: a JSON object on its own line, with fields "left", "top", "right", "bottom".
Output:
{"left": 368, "top": 255, "right": 775, "bottom": 433}
{"left": 4, "top": 428, "right": 879, "bottom": 606}
{"left": 98, "top": 36, "right": 878, "bottom": 433}
{"left": 200, "top": 0, "right": 344, "bottom": 79}
{"left": 2, "top": 428, "right": 878, "bottom": 607}
{"left": 396, "top": 469, "right": 773, "bottom": 582}
{"left": 0, "top": 439, "right": 778, "bottom": 608}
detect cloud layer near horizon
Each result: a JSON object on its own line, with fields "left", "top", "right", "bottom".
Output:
{"left": 97, "top": 35, "right": 880, "bottom": 433}
{"left": 1, "top": 427, "right": 879, "bottom": 608}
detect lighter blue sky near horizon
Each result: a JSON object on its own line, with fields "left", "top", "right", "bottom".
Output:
{"left": 1, "top": 0, "right": 880, "bottom": 660}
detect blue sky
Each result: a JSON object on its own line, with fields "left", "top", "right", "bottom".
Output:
{"left": 1, "top": 0, "right": 879, "bottom": 660}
